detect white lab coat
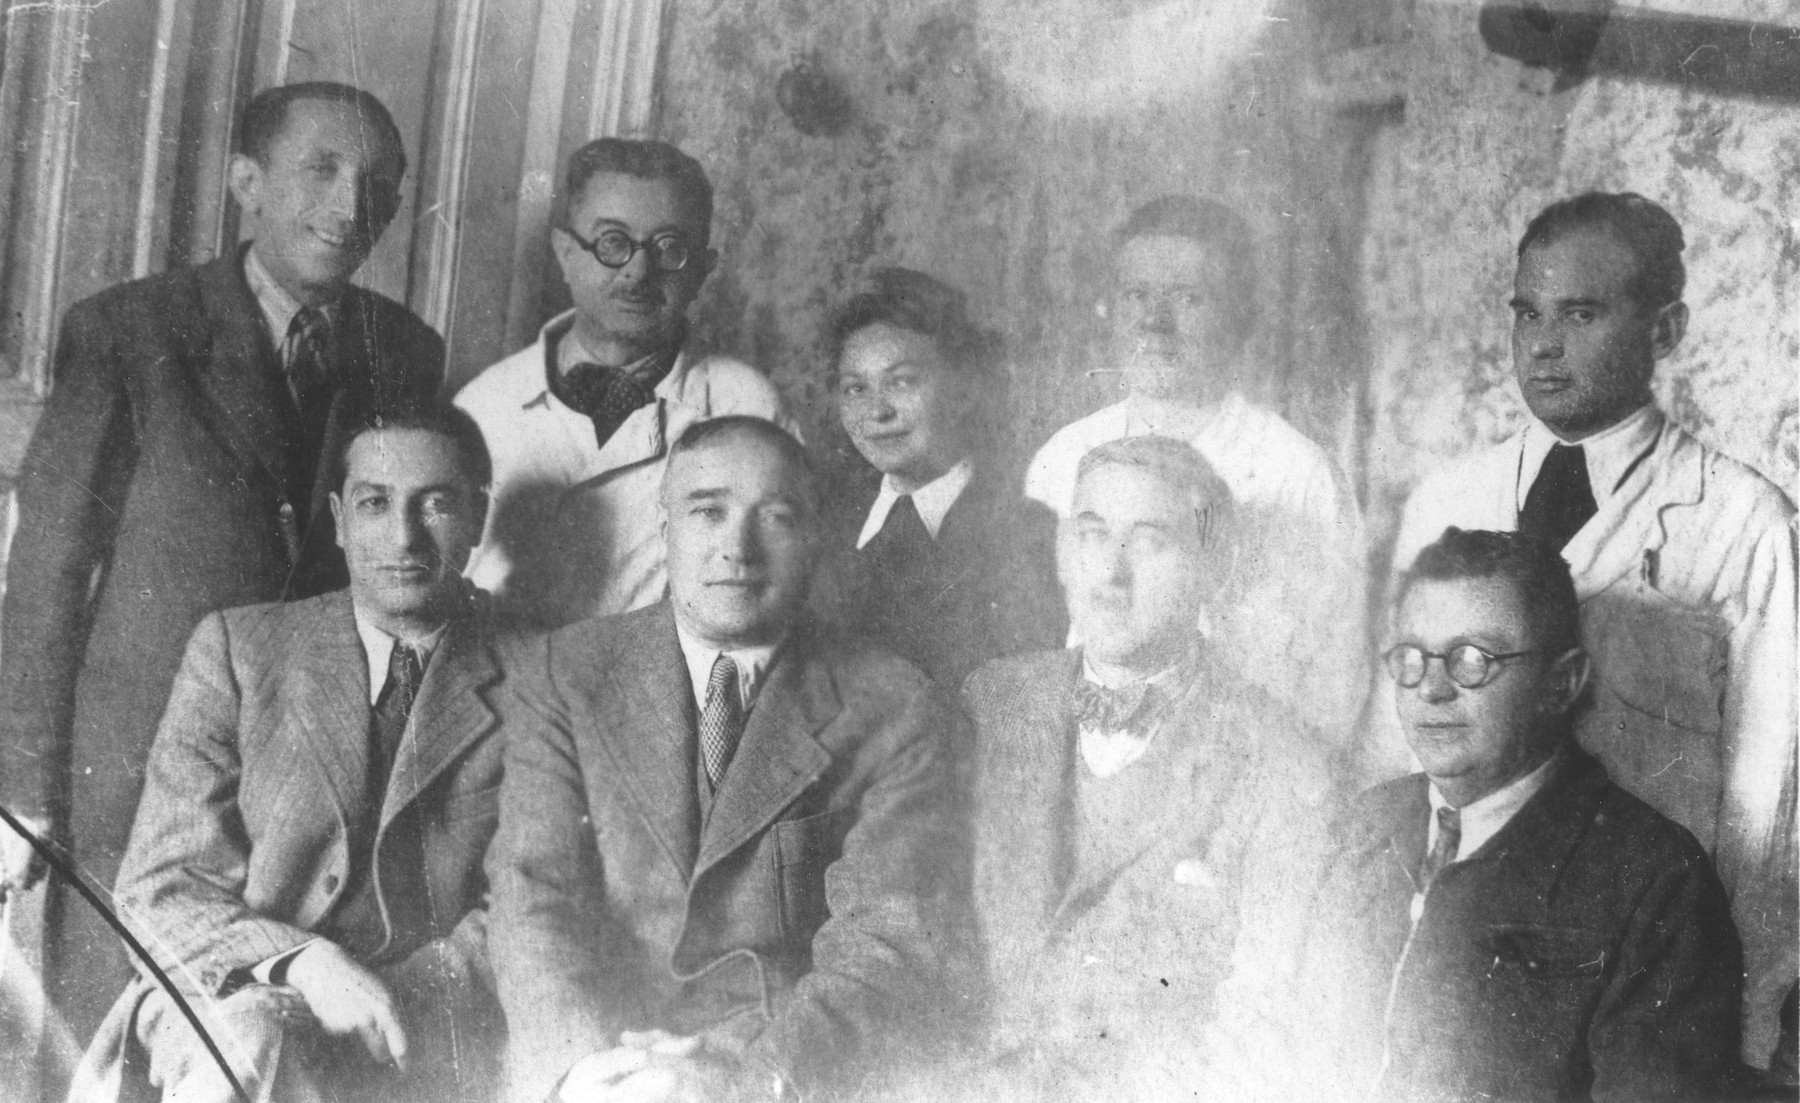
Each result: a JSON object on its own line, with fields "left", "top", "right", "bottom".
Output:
{"left": 1393, "top": 410, "right": 1798, "bottom": 1063}
{"left": 455, "top": 311, "right": 797, "bottom": 627}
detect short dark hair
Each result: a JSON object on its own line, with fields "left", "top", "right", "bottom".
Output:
{"left": 558, "top": 138, "right": 714, "bottom": 245}
{"left": 235, "top": 82, "right": 407, "bottom": 177}
{"left": 1518, "top": 192, "right": 1686, "bottom": 309}
{"left": 1400, "top": 527, "right": 1581, "bottom": 655}
{"left": 663, "top": 415, "right": 818, "bottom": 516}
{"left": 330, "top": 398, "right": 492, "bottom": 496}
{"left": 1076, "top": 435, "right": 1234, "bottom": 551}
{"left": 1115, "top": 195, "right": 1259, "bottom": 351}
{"left": 829, "top": 267, "right": 1002, "bottom": 378}
{"left": 828, "top": 267, "right": 1008, "bottom": 455}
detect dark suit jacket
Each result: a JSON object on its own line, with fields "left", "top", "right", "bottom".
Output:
{"left": 83, "top": 588, "right": 506, "bottom": 1100}
{"left": 811, "top": 464, "right": 1066, "bottom": 692}
{"left": 961, "top": 647, "right": 1336, "bottom": 1099}
{"left": 0, "top": 250, "right": 440, "bottom": 1036}
{"left": 1299, "top": 751, "right": 1742, "bottom": 1103}
{"left": 487, "top": 603, "right": 960, "bottom": 1103}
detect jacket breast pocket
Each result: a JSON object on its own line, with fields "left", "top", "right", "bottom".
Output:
{"left": 773, "top": 806, "right": 854, "bottom": 943}
{"left": 1478, "top": 923, "right": 1608, "bottom": 1001}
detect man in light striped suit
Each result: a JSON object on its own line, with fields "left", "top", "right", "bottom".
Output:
{"left": 73, "top": 400, "right": 507, "bottom": 1103}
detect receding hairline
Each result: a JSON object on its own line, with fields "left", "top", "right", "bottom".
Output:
{"left": 659, "top": 422, "right": 818, "bottom": 507}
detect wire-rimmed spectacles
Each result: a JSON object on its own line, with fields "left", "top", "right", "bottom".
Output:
{"left": 566, "top": 227, "right": 693, "bottom": 271}
{"left": 1383, "top": 643, "right": 1539, "bottom": 690}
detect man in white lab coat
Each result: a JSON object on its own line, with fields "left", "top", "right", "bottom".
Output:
{"left": 1393, "top": 191, "right": 1797, "bottom": 1069}
{"left": 456, "top": 138, "right": 795, "bottom": 628}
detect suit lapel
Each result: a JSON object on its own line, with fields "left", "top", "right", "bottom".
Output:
{"left": 287, "top": 591, "right": 376, "bottom": 825}
{"left": 694, "top": 628, "right": 834, "bottom": 877}
{"left": 593, "top": 608, "right": 703, "bottom": 877}
{"left": 381, "top": 594, "right": 501, "bottom": 826}
{"left": 188, "top": 250, "right": 294, "bottom": 501}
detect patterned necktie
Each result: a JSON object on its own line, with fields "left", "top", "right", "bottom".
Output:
{"left": 285, "top": 306, "right": 337, "bottom": 412}
{"left": 699, "top": 655, "right": 746, "bottom": 792}
{"left": 1420, "top": 805, "right": 1462, "bottom": 887}
{"left": 1519, "top": 443, "right": 1597, "bottom": 550}
{"left": 372, "top": 643, "right": 424, "bottom": 767}
{"left": 283, "top": 306, "right": 338, "bottom": 508}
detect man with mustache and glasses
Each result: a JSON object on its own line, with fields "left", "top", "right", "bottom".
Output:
{"left": 960, "top": 435, "right": 1334, "bottom": 1102}
{"left": 488, "top": 416, "right": 960, "bottom": 1103}
{"left": 1393, "top": 193, "right": 1797, "bottom": 1071}
{"left": 72, "top": 400, "right": 507, "bottom": 1103}
{"left": 1290, "top": 528, "right": 1740, "bottom": 1103}
{"left": 1022, "top": 195, "right": 1369, "bottom": 754}
{"left": 456, "top": 138, "right": 797, "bottom": 630}
{"left": 0, "top": 82, "right": 442, "bottom": 1071}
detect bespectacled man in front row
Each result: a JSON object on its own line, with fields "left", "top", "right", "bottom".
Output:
{"left": 1294, "top": 528, "right": 1741, "bottom": 1102}
{"left": 486, "top": 416, "right": 960, "bottom": 1103}
{"left": 71, "top": 401, "right": 507, "bottom": 1103}
{"left": 1393, "top": 192, "right": 1795, "bottom": 1064}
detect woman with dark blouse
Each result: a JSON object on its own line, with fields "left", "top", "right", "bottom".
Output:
{"left": 813, "top": 267, "right": 1065, "bottom": 689}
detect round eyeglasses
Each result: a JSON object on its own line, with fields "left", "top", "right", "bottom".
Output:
{"left": 566, "top": 227, "right": 693, "bottom": 271}
{"left": 1383, "top": 643, "right": 1539, "bottom": 690}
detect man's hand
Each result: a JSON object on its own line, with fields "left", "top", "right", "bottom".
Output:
{"left": 283, "top": 940, "right": 410, "bottom": 1071}
{"left": 559, "top": 1033, "right": 739, "bottom": 1103}
{"left": 0, "top": 814, "right": 52, "bottom": 901}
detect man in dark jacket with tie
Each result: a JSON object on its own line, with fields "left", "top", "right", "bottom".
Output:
{"left": 72, "top": 400, "right": 505, "bottom": 1103}
{"left": 1294, "top": 527, "right": 1742, "bottom": 1102}
{"left": 0, "top": 81, "right": 443, "bottom": 1054}
{"left": 488, "top": 416, "right": 960, "bottom": 1103}
{"left": 1391, "top": 194, "right": 1794, "bottom": 1063}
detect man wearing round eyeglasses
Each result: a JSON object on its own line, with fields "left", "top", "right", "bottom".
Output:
{"left": 1286, "top": 527, "right": 1741, "bottom": 1102}
{"left": 456, "top": 138, "right": 796, "bottom": 627}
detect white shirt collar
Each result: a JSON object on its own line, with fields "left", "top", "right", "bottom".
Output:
{"left": 1426, "top": 752, "right": 1561, "bottom": 863}
{"left": 352, "top": 611, "right": 449, "bottom": 707}
{"left": 673, "top": 622, "right": 782, "bottom": 714}
{"left": 854, "top": 458, "right": 976, "bottom": 550}
{"left": 242, "top": 246, "right": 334, "bottom": 358}
{"left": 1517, "top": 405, "right": 1663, "bottom": 511}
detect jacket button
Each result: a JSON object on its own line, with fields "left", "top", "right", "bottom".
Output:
{"left": 323, "top": 874, "right": 339, "bottom": 892}
{"left": 278, "top": 502, "right": 295, "bottom": 520}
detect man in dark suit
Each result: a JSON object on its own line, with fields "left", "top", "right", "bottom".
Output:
{"left": 488, "top": 416, "right": 960, "bottom": 1103}
{"left": 0, "top": 81, "right": 443, "bottom": 1048}
{"left": 1295, "top": 528, "right": 1741, "bottom": 1102}
{"left": 961, "top": 435, "right": 1336, "bottom": 1101}
{"left": 71, "top": 400, "right": 505, "bottom": 1103}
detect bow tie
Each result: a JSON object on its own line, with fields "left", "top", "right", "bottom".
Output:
{"left": 1074, "top": 678, "right": 1158, "bottom": 735}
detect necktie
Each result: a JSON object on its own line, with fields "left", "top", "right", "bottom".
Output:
{"left": 372, "top": 643, "right": 424, "bottom": 768}
{"left": 699, "top": 655, "right": 746, "bottom": 792}
{"left": 1518, "top": 443, "right": 1597, "bottom": 551}
{"left": 557, "top": 348, "right": 676, "bottom": 449}
{"left": 285, "top": 307, "right": 337, "bottom": 413}
{"left": 370, "top": 642, "right": 428, "bottom": 949}
{"left": 284, "top": 306, "right": 338, "bottom": 508}
{"left": 1420, "top": 805, "right": 1462, "bottom": 887}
